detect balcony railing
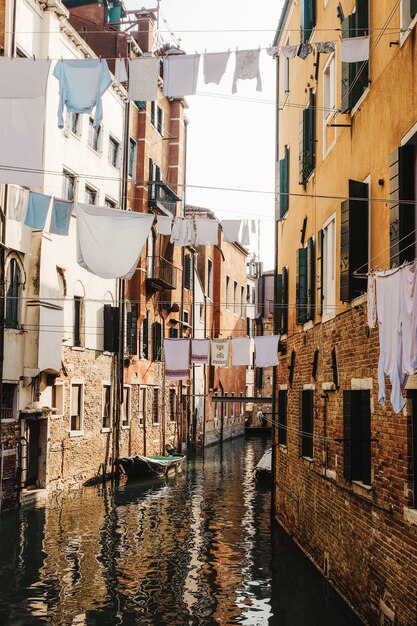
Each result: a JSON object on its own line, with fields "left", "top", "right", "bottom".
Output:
{"left": 146, "top": 256, "right": 177, "bottom": 291}
{"left": 148, "top": 180, "right": 181, "bottom": 216}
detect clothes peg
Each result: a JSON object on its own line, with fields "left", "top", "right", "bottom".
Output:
{"left": 33, "top": 54, "right": 36, "bottom": 61}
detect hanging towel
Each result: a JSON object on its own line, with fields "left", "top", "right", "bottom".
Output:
{"left": 341, "top": 36, "right": 370, "bottom": 63}
{"left": 76, "top": 203, "right": 154, "bottom": 279}
{"left": 128, "top": 56, "right": 159, "bottom": 101}
{"left": 400, "top": 264, "right": 417, "bottom": 375}
{"left": 157, "top": 215, "right": 173, "bottom": 235}
{"left": 203, "top": 51, "right": 231, "bottom": 84}
{"left": 316, "top": 41, "right": 336, "bottom": 54}
{"left": 376, "top": 269, "right": 405, "bottom": 414}
{"left": 367, "top": 274, "right": 377, "bottom": 329}
{"left": 231, "top": 337, "right": 253, "bottom": 366}
{"left": 0, "top": 58, "right": 51, "bottom": 188}
{"left": 280, "top": 45, "right": 299, "bottom": 59}
{"left": 254, "top": 335, "right": 279, "bottom": 368}
{"left": 49, "top": 199, "right": 72, "bottom": 236}
{"left": 251, "top": 220, "right": 256, "bottom": 234}
{"left": 240, "top": 220, "right": 250, "bottom": 246}
{"left": 24, "top": 192, "right": 52, "bottom": 229}
{"left": 222, "top": 219, "right": 241, "bottom": 243}
{"left": 297, "top": 43, "right": 313, "bottom": 60}
{"left": 115, "top": 58, "right": 128, "bottom": 83}
{"left": 7, "top": 186, "right": 29, "bottom": 222}
{"left": 232, "top": 49, "right": 262, "bottom": 93}
{"left": 194, "top": 219, "right": 219, "bottom": 245}
{"left": 53, "top": 59, "right": 112, "bottom": 129}
{"left": 163, "top": 54, "right": 200, "bottom": 98}
{"left": 170, "top": 217, "right": 195, "bottom": 246}
{"left": 191, "top": 338, "right": 210, "bottom": 364}
{"left": 211, "top": 338, "right": 229, "bottom": 366}
{"left": 164, "top": 338, "right": 190, "bottom": 380}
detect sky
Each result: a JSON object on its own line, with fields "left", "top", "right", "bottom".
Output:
{"left": 139, "top": 0, "right": 283, "bottom": 270}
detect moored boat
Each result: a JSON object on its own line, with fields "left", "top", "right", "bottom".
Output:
{"left": 116, "top": 454, "right": 186, "bottom": 480}
{"left": 254, "top": 448, "right": 272, "bottom": 481}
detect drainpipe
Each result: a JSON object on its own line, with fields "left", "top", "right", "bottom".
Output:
{"left": 202, "top": 294, "right": 207, "bottom": 452}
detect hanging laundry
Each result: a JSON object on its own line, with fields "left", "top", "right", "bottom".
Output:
{"left": 203, "top": 51, "right": 231, "bottom": 85}
{"left": 24, "top": 192, "right": 52, "bottom": 229}
{"left": 157, "top": 215, "right": 173, "bottom": 235}
{"left": 240, "top": 220, "right": 250, "bottom": 246}
{"left": 128, "top": 56, "right": 159, "bottom": 101}
{"left": 194, "top": 219, "right": 219, "bottom": 245}
{"left": 266, "top": 46, "right": 280, "bottom": 58}
{"left": 191, "top": 338, "right": 210, "bottom": 365}
{"left": 211, "top": 338, "right": 229, "bottom": 366}
{"left": 231, "top": 337, "right": 253, "bottom": 366}
{"left": 115, "top": 58, "right": 128, "bottom": 83}
{"left": 297, "top": 43, "right": 313, "bottom": 60}
{"left": 164, "top": 338, "right": 190, "bottom": 380}
{"left": 0, "top": 58, "right": 51, "bottom": 188}
{"left": 163, "top": 53, "right": 200, "bottom": 98}
{"left": 341, "top": 36, "right": 370, "bottom": 63}
{"left": 53, "top": 59, "right": 112, "bottom": 129}
{"left": 232, "top": 49, "right": 262, "bottom": 93}
{"left": 222, "top": 219, "right": 241, "bottom": 243}
{"left": 254, "top": 335, "right": 279, "bottom": 368}
{"left": 400, "top": 263, "right": 417, "bottom": 375}
{"left": 7, "top": 186, "right": 29, "bottom": 222}
{"left": 280, "top": 45, "right": 299, "bottom": 59}
{"left": 170, "top": 217, "right": 195, "bottom": 246}
{"left": 316, "top": 41, "right": 336, "bottom": 54}
{"left": 367, "top": 274, "right": 377, "bottom": 329}
{"left": 376, "top": 269, "right": 405, "bottom": 414}
{"left": 49, "top": 199, "right": 72, "bottom": 236}
{"left": 76, "top": 203, "right": 154, "bottom": 279}
{"left": 251, "top": 220, "right": 256, "bottom": 234}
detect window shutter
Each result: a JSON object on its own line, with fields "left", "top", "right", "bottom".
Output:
{"left": 184, "top": 254, "right": 192, "bottom": 290}
{"left": 282, "top": 266, "right": 289, "bottom": 334}
{"left": 135, "top": 101, "right": 146, "bottom": 110}
{"left": 103, "top": 304, "right": 119, "bottom": 353}
{"left": 389, "top": 146, "right": 415, "bottom": 267}
{"left": 278, "top": 389, "right": 287, "bottom": 445}
{"left": 141, "top": 314, "right": 149, "bottom": 359}
{"left": 341, "top": 4, "right": 369, "bottom": 112}
{"left": 279, "top": 146, "right": 289, "bottom": 218}
{"left": 343, "top": 390, "right": 353, "bottom": 480}
{"left": 343, "top": 390, "right": 370, "bottom": 482}
{"left": 300, "top": 389, "right": 314, "bottom": 457}
{"left": 300, "top": 0, "right": 316, "bottom": 41}
{"left": 152, "top": 322, "right": 162, "bottom": 361}
{"left": 306, "top": 236, "right": 315, "bottom": 321}
{"left": 300, "top": 94, "right": 316, "bottom": 184}
{"left": 275, "top": 273, "right": 283, "bottom": 332}
{"left": 412, "top": 0, "right": 417, "bottom": 19}
{"left": 296, "top": 247, "right": 308, "bottom": 325}
{"left": 359, "top": 390, "right": 371, "bottom": 485}
{"left": 127, "top": 303, "right": 138, "bottom": 355}
{"left": 157, "top": 107, "right": 163, "bottom": 134}
{"left": 317, "top": 229, "right": 324, "bottom": 316}
{"left": 299, "top": 110, "right": 304, "bottom": 185}
{"left": 340, "top": 179, "right": 369, "bottom": 301}
{"left": 255, "top": 367, "right": 263, "bottom": 389}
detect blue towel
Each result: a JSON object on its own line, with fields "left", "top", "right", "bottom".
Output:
{"left": 49, "top": 199, "right": 72, "bottom": 236}
{"left": 24, "top": 192, "right": 51, "bottom": 229}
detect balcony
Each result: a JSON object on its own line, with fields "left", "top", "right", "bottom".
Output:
{"left": 145, "top": 256, "right": 177, "bottom": 291}
{"left": 148, "top": 180, "right": 181, "bottom": 216}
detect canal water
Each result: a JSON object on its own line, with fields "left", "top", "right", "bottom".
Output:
{"left": 0, "top": 436, "right": 363, "bottom": 626}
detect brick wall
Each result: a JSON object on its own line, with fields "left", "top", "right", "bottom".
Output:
{"left": 274, "top": 299, "right": 417, "bottom": 626}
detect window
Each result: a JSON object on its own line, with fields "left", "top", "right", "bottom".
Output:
{"left": 69, "top": 113, "right": 81, "bottom": 136}
{"left": 152, "top": 322, "right": 162, "bottom": 361}
{"left": 139, "top": 387, "right": 146, "bottom": 425}
{"left": 148, "top": 158, "right": 161, "bottom": 202}
{"left": 153, "top": 387, "right": 160, "bottom": 424}
{"left": 126, "top": 303, "right": 138, "bottom": 355}
{"left": 299, "top": 92, "right": 316, "bottom": 185}
{"left": 300, "top": 389, "right": 314, "bottom": 458}
{"left": 103, "top": 304, "right": 119, "bottom": 353}
{"left": 340, "top": 180, "right": 369, "bottom": 301}
{"left": 283, "top": 36, "right": 290, "bottom": 98}
{"left": 223, "top": 392, "right": 228, "bottom": 418}
{"left": 408, "top": 391, "right": 417, "bottom": 507}
{"left": 318, "top": 215, "right": 336, "bottom": 318}
{"left": 108, "top": 136, "right": 120, "bottom": 168}
{"left": 184, "top": 254, "right": 192, "bottom": 290}
{"left": 341, "top": 0, "right": 369, "bottom": 113}
{"left": 389, "top": 144, "right": 416, "bottom": 267}
{"left": 1, "top": 383, "right": 16, "bottom": 421}
{"left": 122, "top": 386, "right": 131, "bottom": 428}
{"left": 147, "top": 228, "right": 156, "bottom": 279}
{"left": 343, "top": 390, "right": 371, "bottom": 485}
{"left": 52, "top": 383, "right": 64, "bottom": 416}
{"left": 279, "top": 145, "right": 289, "bottom": 218}
{"left": 225, "top": 276, "right": 230, "bottom": 310}
{"left": 63, "top": 170, "right": 75, "bottom": 202}
{"left": 401, "top": 0, "right": 417, "bottom": 32}
{"left": 102, "top": 384, "right": 111, "bottom": 430}
{"left": 88, "top": 118, "right": 101, "bottom": 152}
{"left": 322, "top": 54, "right": 336, "bottom": 155}
{"left": 5, "top": 258, "right": 21, "bottom": 329}
{"left": 151, "top": 101, "right": 164, "bottom": 135}
{"left": 231, "top": 392, "right": 235, "bottom": 417}
{"left": 169, "top": 388, "right": 176, "bottom": 422}
{"left": 296, "top": 238, "right": 315, "bottom": 325}
{"left": 214, "top": 391, "right": 219, "bottom": 419}
{"left": 233, "top": 281, "right": 238, "bottom": 314}
{"left": 74, "top": 296, "right": 85, "bottom": 348}
{"left": 276, "top": 266, "right": 289, "bottom": 334}
{"left": 207, "top": 259, "right": 213, "bottom": 300}
{"left": 104, "top": 197, "right": 117, "bottom": 209}
{"left": 140, "top": 311, "right": 149, "bottom": 359}
{"left": 128, "top": 138, "right": 137, "bottom": 179}
{"left": 240, "top": 286, "right": 245, "bottom": 319}
{"left": 85, "top": 185, "right": 97, "bottom": 205}
{"left": 300, "top": 0, "right": 316, "bottom": 41}
{"left": 239, "top": 391, "right": 244, "bottom": 416}
{"left": 70, "top": 383, "right": 83, "bottom": 432}
{"left": 278, "top": 389, "right": 287, "bottom": 445}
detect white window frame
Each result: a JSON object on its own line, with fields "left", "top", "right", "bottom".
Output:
{"left": 240, "top": 285, "right": 245, "bottom": 319}
{"left": 233, "top": 280, "right": 238, "bottom": 314}
{"left": 139, "top": 386, "right": 146, "bottom": 425}
{"left": 225, "top": 276, "right": 230, "bottom": 310}
{"left": 88, "top": 118, "right": 102, "bottom": 153}
{"left": 152, "top": 387, "right": 160, "bottom": 425}
{"left": 322, "top": 52, "right": 336, "bottom": 159}
{"left": 70, "top": 380, "right": 84, "bottom": 436}
{"left": 231, "top": 392, "right": 236, "bottom": 417}
{"left": 322, "top": 212, "right": 336, "bottom": 322}
{"left": 128, "top": 137, "right": 137, "bottom": 179}
{"left": 122, "top": 385, "right": 131, "bottom": 429}
{"left": 223, "top": 392, "right": 228, "bottom": 418}
{"left": 52, "top": 382, "right": 64, "bottom": 417}
{"left": 85, "top": 184, "right": 98, "bottom": 205}
{"left": 214, "top": 391, "right": 218, "bottom": 419}
{"left": 101, "top": 382, "right": 112, "bottom": 432}
{"left": 108, "top": 135, "right": 120, "bottom": 168}
{"left": 63, "top": 169, "right": 76, "bottom": 202}
{"left": 240, "top": 391, "right": 244, "bottom": 416}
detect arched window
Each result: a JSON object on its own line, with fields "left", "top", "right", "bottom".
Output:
{"left": 5, "top": 258, "right": 21, "bottom": 329}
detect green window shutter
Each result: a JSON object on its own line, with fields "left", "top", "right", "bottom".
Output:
{"left": 317, "top": 229, "right": 324, "bottom": 316}
{"left": 412, "top": 0, "right": 417, "bottom": 18}
{"left": 275, "top": 273, "right": 283, "bottom": 332}
{"left": 5, "top": 260, "right": 19, "bottom": 329}
{"left": 341, "top": 4, "right": 369, "bottom": 112}
{"left": 300, "top": 94, "right": 316, "bottom": 184}
{"left": 296, "top": 248, "right": 308, "bottom": 325}
{"left": 279, "top": 146, "right": 289, "bottom": 218}
{"left": 300, "top": 0, "right": 316, "bottom": 41}
{"left": 343, "top": 390, "right": 354, "bottom": 480}
{"left": 306, "top": 236, "right": 315, "bottom": 321}
{"left": 157, "top": 107, "right": 163, "bottom": 134}
{"left": 299, "top": 110, "right": 304, "bottom": 184}
{"left": 278, "top": 389, "right": 287, "bottom": 445}
{"left": 343, "top": 390, "right": 371, "bottom": 483}
{"left": 300, "top": 389, "right": 314, "bottom": 457}
{"left": 150, "top": 101, "right": 156, "bottom": 126}
{"left": 184, "top": 255, "right": 192, "bottom": 290}
{"left": 103, "top": 304, "right": 119, "bottom": 353}
{"left": 141, "top": 314, "right": 149, "bottom": 360}
{"left": 282, "top": 266, "right": 289, "bottom": 334}
{"left": 340, "top": 179, "right": 369, "bottom": 301}
{"left": 127, "top": 303, "right": 138, "bottom": 355}
{"left": 135, "top": 101, "right": 146, "bottom": 110}
{"left": 389, "top": 146, "right": 415, "bottom": 268}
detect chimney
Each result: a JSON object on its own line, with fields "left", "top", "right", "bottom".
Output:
{"left": 132, "top": 9, "right": 156, "bottom": 53}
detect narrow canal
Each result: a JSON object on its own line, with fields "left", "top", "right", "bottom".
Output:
{"left": 0, "top": 436, "right": 363, "bottom": 625}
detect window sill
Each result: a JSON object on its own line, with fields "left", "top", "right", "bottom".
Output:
{"left": 152, "top": 423, "right": 160, "bottom": 427}
{"left": 51, "top": 414, "right": 63, "bottom": 420}
{"left": 404, "top": 506, "right": 417, "bottom": 526}
{"left": 69, "top": 430, "right": 84, "bottom": 438}
{"left": 65, "top": 129, "right": 81, "bottom": 141}
{"left": 324, "top": 468, "right": 336, "bottom": 481}
{"left": 278, "top": 444, "right": 288, "bottom": 453}
{"left": 72, "top": 346, "right": 85, "bottom": 352}
{"left": 1, "top": 418, "right": 16, "bottom": 423}
{"left": 101, "top": 427, "right": 111, "bottom": 433}
{"left": 108, "top": 161, "right": 120, "bottom": 170}
{"left": 87, "top": 144, "right": 102, "bottom": 156}
{"left": 121, "top": 425, "right": 130, "bottom": 430}
{"left": 302, "top": 456, "right": 314, "bottom": 464}
{"left": 352, "top": 480, "right": 373, "bottom": 498}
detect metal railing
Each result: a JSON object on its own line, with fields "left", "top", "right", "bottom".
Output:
{"left": 146, "top": 256, "right": 177, "bottom": 289}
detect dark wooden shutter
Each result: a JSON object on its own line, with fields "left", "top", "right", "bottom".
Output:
{"left": 331, "top": 346, "right": 339, "bottom": 388}
{"left": 312, "top": 347, "right": 319, "bottom": 380}
{"left": 157, "top": 106, "right": 163, "bottom": 134}
{"left": 306, "top": 236, "right": 315, "bottom": 321}
{"left": 296, "top": 247, "right": 308, "bottom": 325}
{"left": 255, "top": 367, "right": 263, "bottom": 389}
{"left": 127, "top": 303, "right": 138, "bottom": 355}
{"left": 141, "top": 314, "right": 149, "bottom": 359}
{"left": 300, "top": 389, "right": 314, "bottom": 457}
{"left": 152, "top": 322, "right": 162, "bottom": 361}
{"left": 103, "top": 304, "right": 119, "bottom": 353}
{"left": 317, "top": 229, "right": 324, "bottom": 316}
{"left": 343, "top": 390, "right": 354, "bottom": 480}
{"left": 184, "top": 254, "right": 192, "bottom": 289}
{"left": 389, "top": 146, "right": 415, "bottom": 267}
{"left": 412, "top": 0, "right": 417, "bottom": 19}
{"left": 340, "top": 179, "right": 369, "bottom": 301}
{"left": 343, "top": 390, "right": 371, "bottom": 483}
{"left": 278, "top": 389, "right": 287, "bottom": 445}
{"left": 288, "top": 349, "right": 296, "bottom": 385}
{"left": 300, "top": 0, "right": 316, "bottom": 41}
{"left": 275, "top": 273, "right": 283, "bottom": 332}
{"left": 279, "top": 146, "right": 289, "bottom": 218}
{"left": 341, "top": 2, "right": 369, "bottom": 112}
{"left": 282, "top": 266, "right": 289, "bottom": 334}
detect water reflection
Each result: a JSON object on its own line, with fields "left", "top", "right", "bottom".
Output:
{"left": 0, "top": 437, "right": 362, "bottom": 625}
